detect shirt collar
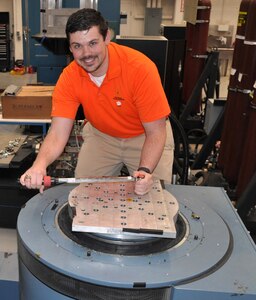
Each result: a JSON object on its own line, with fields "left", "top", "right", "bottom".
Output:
{"left": 106, "top": 42, "right": 121, "bottom": 80}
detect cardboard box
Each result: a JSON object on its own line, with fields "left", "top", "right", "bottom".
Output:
{"left": 1, "top": 85, "right": 54, "bottom": 119}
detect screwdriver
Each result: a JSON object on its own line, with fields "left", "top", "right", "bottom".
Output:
{"left": 25, "top": 175, "right": 143, "bottom": 188}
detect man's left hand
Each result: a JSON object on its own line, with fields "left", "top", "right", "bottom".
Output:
{"left": 133, "top": 171, "right": 153, "bottom": 195}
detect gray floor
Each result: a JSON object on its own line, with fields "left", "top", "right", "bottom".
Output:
{"left": 0, "top": 72, "right": 37, "bottom": 91}
{"left": 219, "top": 75, "right": 229, "bottom": 98}
{"left": 0, "top": 228, "right": 17, "bottom": 252}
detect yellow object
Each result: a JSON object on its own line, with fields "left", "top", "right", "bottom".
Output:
{"left": 10, "top": 67, "right": 26, "bottom": 75}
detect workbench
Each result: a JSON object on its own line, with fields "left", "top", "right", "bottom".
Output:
{"left": 0, "top": 113, "right": 51, "bottom": 136}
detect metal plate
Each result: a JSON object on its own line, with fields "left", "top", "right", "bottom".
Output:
{"left": 69, "top": 179, "right": 179, "bottom": 238}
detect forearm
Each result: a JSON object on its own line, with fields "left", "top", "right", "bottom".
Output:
{"left": 32, "top": 129, "right": 68, "bottom": 170}
{"left": 134, "top": 118, "right": 167, "bottom": 195}
{"left": 133, "top": 136, "right": 164, "bottom": 196}
{"left": 139, "top": 134, "right": 166, "bottom": 172}
{"left": 20, "top": 117, "right": 74, "bottom": 191}
{"left": 139, "top": 121, "right": 167, "bottom": 173}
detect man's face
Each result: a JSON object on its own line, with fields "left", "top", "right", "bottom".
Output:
{"left": 69, "top": 26, "right": 110, "bottom": 76}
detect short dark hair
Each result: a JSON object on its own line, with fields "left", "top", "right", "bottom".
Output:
{"left": 66, "top": 8, "right": 109, "bottom": 43}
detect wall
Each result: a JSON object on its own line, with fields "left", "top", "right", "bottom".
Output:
{"left": 0, "top": 1, "right": 13, "bottom": 21}
{"left": 0, "top": 1, "right": 13, "bottom": 27}
{"left": 210, "top": 0, "right": 241, "bottom": 43}
{"left": 120, "top": 0, "right": 175, "bottom": 36}
{"left": 13, "top": 0, "right": 23, "bottom": 60}
{"left": 0, "top": 0, "right": 23, "bottom": 63}
{"left": 0, "top": 0, "right": 242, "bottom": 60}
{"left": 120, "top": 0, "right": 241, "bottom": 39}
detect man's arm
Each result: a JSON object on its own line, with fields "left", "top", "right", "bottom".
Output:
{"left": 133, "top": 117, "right": 167, "bottom": 195}
{"left": 20, "top": 117, "right": 74, "bottom": 192}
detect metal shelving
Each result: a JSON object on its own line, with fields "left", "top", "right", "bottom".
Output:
{"left": 0, "top": 12, "right": 10, "bottom": 72}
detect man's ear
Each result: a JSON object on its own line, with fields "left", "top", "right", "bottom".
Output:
{"left": 105, "top": 29, "right": 111, "bottom": 44}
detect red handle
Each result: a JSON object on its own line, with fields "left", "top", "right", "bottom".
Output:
{"left": 43, "top": 176, "right": 52, "bottom": 188}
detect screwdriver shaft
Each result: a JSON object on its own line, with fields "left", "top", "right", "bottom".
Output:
{"left": 55, "top": 176, "right": 137, "bottom": 184}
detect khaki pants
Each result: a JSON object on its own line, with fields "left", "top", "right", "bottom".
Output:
{"left": 75, "top": 120, "right": 174, "bottom": 182}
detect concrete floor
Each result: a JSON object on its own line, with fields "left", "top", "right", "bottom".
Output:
{"left": 0, "top": 72, "right": 37, "bottom": 91}
{"left": 0, "top": 228, "right": 17, "bottom": 252}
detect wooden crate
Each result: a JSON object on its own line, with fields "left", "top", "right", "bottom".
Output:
{"left": 1, "top": 86, "right": 54, "bottom": 119}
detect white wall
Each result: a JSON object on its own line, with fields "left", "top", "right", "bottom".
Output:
{"left": 0, "top": 0, "right": 13, "bottom": 23}
{"left": 0, "top": 0, "right": 23, "bottom": 62}
{"left": 0, "top": 0, "right": 243, "bottom": 60}
{"left": 120, "top": 0, "right": 241, "bottom": 38}
{"left": 173, "top": 0, "right": 185, "bottom": 24}
{"left": 13, "top": 0, "right": 23, "bottom": 60}
{"left": 120, "top": 0, "right": 175, "bottom": 36}
{"left": 210, "top": 0, "right": 241, "bottom": 43}
{"left": 211, "top": 0, "right": 240, "bottom": 26}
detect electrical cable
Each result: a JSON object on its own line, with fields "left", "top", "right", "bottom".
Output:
{"left": 169, "top": 113, "right": 189, "bottom": 185}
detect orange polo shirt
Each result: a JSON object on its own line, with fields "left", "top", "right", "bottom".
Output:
{"left": 52, "top": 42, "right": 171, "bottom": 138}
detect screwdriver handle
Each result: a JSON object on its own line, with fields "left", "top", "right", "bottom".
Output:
{"left": 43, "top": 175, "right": 53, "bottom": 188}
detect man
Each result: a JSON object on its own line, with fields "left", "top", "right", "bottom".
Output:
{"left": 20, "top": 8, "right": 174, "bottom": 195}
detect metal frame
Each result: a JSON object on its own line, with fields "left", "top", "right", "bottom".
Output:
{"left": 178, "top": 51, "right": 221, "bottom": 170}
{"left": 40, "top": 0, "right": 98, "bottom": 36}
{"left": 179, "top": 50, "right": 220, "bottom": 126}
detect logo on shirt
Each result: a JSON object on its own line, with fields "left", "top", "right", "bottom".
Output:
{"left": 113, "top": 90, "right": 125, "bottom": 107}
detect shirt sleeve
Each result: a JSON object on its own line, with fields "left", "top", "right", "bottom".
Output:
{"left": 51, "top": 64, "right": 81, "bottom": 119}
{"left": 132, "top": 59, "right": 171, "bottom": 123}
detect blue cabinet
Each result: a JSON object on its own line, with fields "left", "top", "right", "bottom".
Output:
{"left": 22, "top": 0, "right": 120, "bottom": 84}
{"left": 37, "top": 66, "right": 65, "bottom": 84}
{"left": 22, "top": 0, "right": 67, "bottom": 70}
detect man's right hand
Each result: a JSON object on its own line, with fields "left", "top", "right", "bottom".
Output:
{"left": 20, "top": 166, "right": 47, "bottom": 194}
{"left": 19, "top": 118, "right": 75, "bottom": 194}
